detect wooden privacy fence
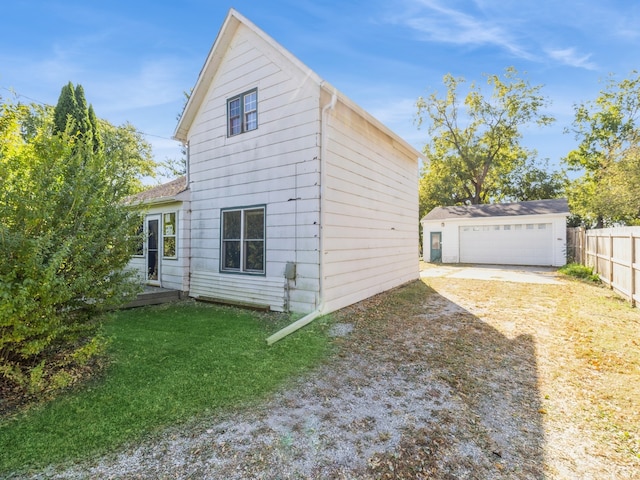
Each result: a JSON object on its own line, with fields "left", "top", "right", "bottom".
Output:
{"left": 566, "top": 227, "right": 586, "bottom": 264}
{"left": 568, "top": 226, "right": 640, "bottom": 307}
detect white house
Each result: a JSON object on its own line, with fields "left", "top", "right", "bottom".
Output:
{"left": 421, "top": 199, "right": 570, "bottom": 267}
{"left": 128, "top": 8, "right": 421, "bottom": 317}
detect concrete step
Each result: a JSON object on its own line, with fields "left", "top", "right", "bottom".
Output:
{"left": 123, "top": 287, "right": 181, "bottom": 308}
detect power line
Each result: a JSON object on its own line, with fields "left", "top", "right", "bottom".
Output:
{"left": 1, "top": 86, "right": 48, "bottom": 106}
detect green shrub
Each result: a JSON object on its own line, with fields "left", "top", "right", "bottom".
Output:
{"left": 559, "top": 263, "right": 601, "bottom": 283}
{"left": 0, "top": 97, "right": 144, "bottom": 397}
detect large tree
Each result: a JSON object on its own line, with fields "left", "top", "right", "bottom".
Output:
{"left": 99, "top": 120, "right": 156, "bottom": 196}
{"left": 501, "top": 159, "right": 566, "bottom": 203}
{"left": 0, "top": 89, "right": 151, "bottom": 396}
{"left": 565, "top": 72, "right": 640, "bottom": 226}
{"left": 417, "top": 67, "right": 557, "bottom": 217}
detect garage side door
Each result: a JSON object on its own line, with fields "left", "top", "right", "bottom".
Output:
{"left": 459, "top": 223, "right": 553, "bottom": 266}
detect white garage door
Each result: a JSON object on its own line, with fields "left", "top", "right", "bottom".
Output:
{"left": 459, "top": 223, "right": 553, "bottom": 266}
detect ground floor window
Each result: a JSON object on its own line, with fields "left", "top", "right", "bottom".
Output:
{"left": 163, "top": 212, "right": 177, "bottom": 258}
{"left": 221, "top": 206, "right": 265, "bottom": 274}
{"left": 134, "top": 219, "right": 144, "bottom": 256}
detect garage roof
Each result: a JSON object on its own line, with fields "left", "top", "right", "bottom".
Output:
{"left": 422, "top": 198, "right": 569, "bottom": 221}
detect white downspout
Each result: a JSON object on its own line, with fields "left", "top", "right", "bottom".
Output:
{"left": 267, "top": 87, "right": 337, "bottom": 345}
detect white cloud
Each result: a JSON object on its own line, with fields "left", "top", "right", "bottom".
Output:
{"left": 384, "top": 0, "right": 608, "bottom": 72}
{"left": 546, "top": 47, "right": 597, "bottom": 70}
{"left": 388, "top": 0, "right": 535, "bottom": 60}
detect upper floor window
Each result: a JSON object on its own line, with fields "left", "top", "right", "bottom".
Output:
{"left": 228, "top": 89, "right": 258, "bottom": 136}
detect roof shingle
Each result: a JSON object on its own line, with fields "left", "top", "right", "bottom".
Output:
{"left": 422, "top": 198, "right": 569, "bottom": 221}
{"left": 125, "top": 176, "right": 187, "bottom": 205}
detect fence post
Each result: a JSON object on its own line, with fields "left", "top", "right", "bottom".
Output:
{"left": 631, "top": 233, "right": 637, "bottom": 307}
{"left": 593, "top": 230, "right": 598, "bottom": 274}
{"left": 609, "top": 232, "right": 614, "bottom": 288}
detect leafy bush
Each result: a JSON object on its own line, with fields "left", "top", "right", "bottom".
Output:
{"left": 0, "top": 99, "right": 144, "bottom": 396}
{"left": 559, "top": 263, "right": 601, "bottom": 283}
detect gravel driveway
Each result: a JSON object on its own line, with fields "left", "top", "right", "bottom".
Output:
{"left": 28, "top": 265, "right": 638, "bottom": 479}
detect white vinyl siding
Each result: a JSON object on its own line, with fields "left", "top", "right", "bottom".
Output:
{"left": 186, "top": 23, "right": 321, "bottom": 312}
{"left": 182, "top": 17, "right": 420, "bottom": 313}
{"left": 321, "top": 98, "right": 419, "bottom": 313}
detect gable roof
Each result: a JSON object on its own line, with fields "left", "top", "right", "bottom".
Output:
{"left": 125, "top": 176, "right": 187, "bottom": 206}
{"left": 422, "top": 198, "right": 570, "bottom": 221}
{"left": 173, "top": 8, "right": 421, "bottom": 161}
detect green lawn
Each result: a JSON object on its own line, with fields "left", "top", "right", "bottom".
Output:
{"left": 0, "top": 301, "right": 332, "bottom": 475}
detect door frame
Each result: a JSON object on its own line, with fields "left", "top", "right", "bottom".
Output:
{"left": 145, "top": 214, "right": 161, "bottom": 286}
{"left": 429, "top": 231, "right": 442, "bottom": 263}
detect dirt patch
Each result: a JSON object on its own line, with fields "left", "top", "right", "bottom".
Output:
{"left": 22, "top": 274, "right": 640, "bottom": 479}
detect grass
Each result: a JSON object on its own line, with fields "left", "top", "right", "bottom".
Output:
{"left": 4, "top": 274, "right": 639, "bottom": 477}
{"left": 0, "top": 301, "right": 332, "bottom": 475}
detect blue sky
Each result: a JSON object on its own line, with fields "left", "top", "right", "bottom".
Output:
{"left": 2, "top": 0, "right": 639, "bottom": 183}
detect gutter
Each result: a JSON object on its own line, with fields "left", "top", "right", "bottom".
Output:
{"left": 267, "top": 86, "right": 337, "bottom": 345}
{"left": 130, "top": 196, "right": 182, "bottom": 207}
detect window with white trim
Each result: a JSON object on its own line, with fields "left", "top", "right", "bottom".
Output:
{"left": 227, "top": 89, "right": 258, "bottom": 136}
{"left": 133, "top": 219, "right": 144, "bottom": 257}
{"left": 163, "top": 212, "right": 177, "bottom": 258}
{"left": 221, "top": 206, "right": 265, "bottom": 274}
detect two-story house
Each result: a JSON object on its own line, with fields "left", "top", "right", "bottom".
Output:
{"left": 128, "top": 9, "right": 421, "bottom": 327}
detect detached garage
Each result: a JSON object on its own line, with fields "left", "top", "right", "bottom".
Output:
{"left": 421, "top": 199, "right": 570, "bottom": 267}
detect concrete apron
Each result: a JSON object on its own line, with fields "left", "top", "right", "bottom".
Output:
{"left": 420, "top": 264, "right": 561, "bottom": 285}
